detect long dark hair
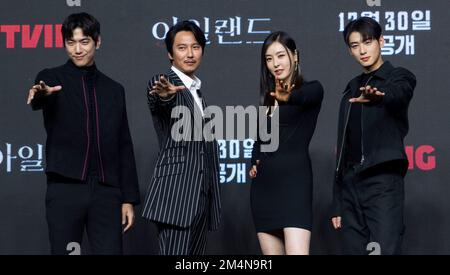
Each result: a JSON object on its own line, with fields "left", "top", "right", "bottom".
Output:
{"left": 260, "top": 31, "right": 303, "bottom": 107}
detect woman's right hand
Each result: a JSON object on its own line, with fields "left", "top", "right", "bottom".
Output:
{"left": 270, "top": 78, "right": 295, "bottom": 102}
{"left": 249, "top": 160, "right": 260, "bottom": 179}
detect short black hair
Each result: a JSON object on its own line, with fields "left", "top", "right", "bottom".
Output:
{"left": 165, "top": 20, "right": 206, "bottom": 56}
{"left": 62, "top": 12, "right": 100, "bottom": 45}
{"left": 343, "top": 17, "right": 382, "bottom": 47}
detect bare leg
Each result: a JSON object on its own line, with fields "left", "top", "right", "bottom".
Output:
{"left": 257, "top": 230, "right": 285, "bottom": 255}
{"left": 284, "top": 227, "right": 311, "bottom": 255}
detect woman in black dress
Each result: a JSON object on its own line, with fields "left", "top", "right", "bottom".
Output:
{"left": 249, "top": 31, "right": 323, "bottom": 255}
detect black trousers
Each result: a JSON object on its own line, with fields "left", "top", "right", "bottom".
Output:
{"left": 45, "top": 175, "right": 123, "bottom": 255}
{"left": 156, "top": 185, "right": 210, "bottom": 255}
{"left": 340, "top": 164, "right": 405, "bottom": 255}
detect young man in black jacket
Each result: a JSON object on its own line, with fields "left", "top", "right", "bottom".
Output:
{"left": 331, "top": 17, "right": 416, "bottom": 255}
{"left": 26, "top": 13, "right": 140, "bottom": 255}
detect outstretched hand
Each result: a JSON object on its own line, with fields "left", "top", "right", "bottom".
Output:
{"left": 270, "top": 78, "right": 295, "bottom": 102}
{"left": 149, "top": 75, "right": 185, "bottom": 99}
{"left": 349, "top": 85, "right": 385, "bottom": 103}
{"left": 27, "top": 81, "right": 62, "bottom": 105}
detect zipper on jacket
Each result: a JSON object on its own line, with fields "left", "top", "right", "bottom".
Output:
{"left": 81, "top": 76, "right": 90, "bottom": 180}
{"left": 360, "top": 106, "right": 365, "bottom": 165}
{"left": 360, "top": 75, "right": 374, "bottom": 166}
{"left": 93, "top": 86, "right": 105, "bottom": 182}
{"left": 336, "top": 94, "right": 352, "bottom": 174}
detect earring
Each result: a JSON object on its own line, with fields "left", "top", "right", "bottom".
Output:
{"left": 294, "top": 49, "right": 300, "bottom": 73}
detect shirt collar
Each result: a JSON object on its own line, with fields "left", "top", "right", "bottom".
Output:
{"left": 171, "top": 66, "right": 201, "bottom": 90}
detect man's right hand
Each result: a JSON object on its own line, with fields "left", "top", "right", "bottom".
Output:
{"left": 27, "top": 80, "right": 62, "bottom": 105}
{"left": 331, "top": 216, "right": 342, "bottom": 230}
{"left": 149, "top": 75, "right": 185, "bottom": 99}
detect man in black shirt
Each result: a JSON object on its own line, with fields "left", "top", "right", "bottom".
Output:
{"left": 26, "top": 13, "right": 140, "bottom": 255}
{"left": 331, "top": 17, "right": 416, "bottom": 254}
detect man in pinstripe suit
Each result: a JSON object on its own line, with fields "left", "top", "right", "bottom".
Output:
{"left": 142, "top": 21, "right": 221, "bottom": 255}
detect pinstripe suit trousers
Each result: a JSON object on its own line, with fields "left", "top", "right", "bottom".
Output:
{"left": 156, "top": 180, "right": 210, "bottom": 255}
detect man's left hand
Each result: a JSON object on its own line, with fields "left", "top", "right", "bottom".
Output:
{"left": 122, "top": 203, "right": 135, "bottom": 233}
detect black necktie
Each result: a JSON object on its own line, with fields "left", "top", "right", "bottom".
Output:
{"left": 196, "top": 89, "right": 202, "bottom": 98}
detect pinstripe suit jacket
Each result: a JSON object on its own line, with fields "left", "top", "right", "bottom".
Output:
{"left": 142, "top": 69, "right": 221, "bottom": 230}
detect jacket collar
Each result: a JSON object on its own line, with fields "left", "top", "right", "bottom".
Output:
{"left": 167, "top": 69, "right": 203, "bottom": 120}
{"left": 171, "top": 66, "right": 201, "bottom": 90}
{"left": 372, "top": 61, "right": 394, "bottom": 80}
{"left": 166, "top": 69, "right": 184, "bottom": 86}
{"left": 343, "top": 61, "right": 394, "bottom": 94}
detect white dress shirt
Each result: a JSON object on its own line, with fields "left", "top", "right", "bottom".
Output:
{"left": 171, "top": 66, "right": 204, "bottom": 116}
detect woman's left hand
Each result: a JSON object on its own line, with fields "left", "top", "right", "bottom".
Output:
{"left": 249, "top": 160, "right": 260, "bottom": 179}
